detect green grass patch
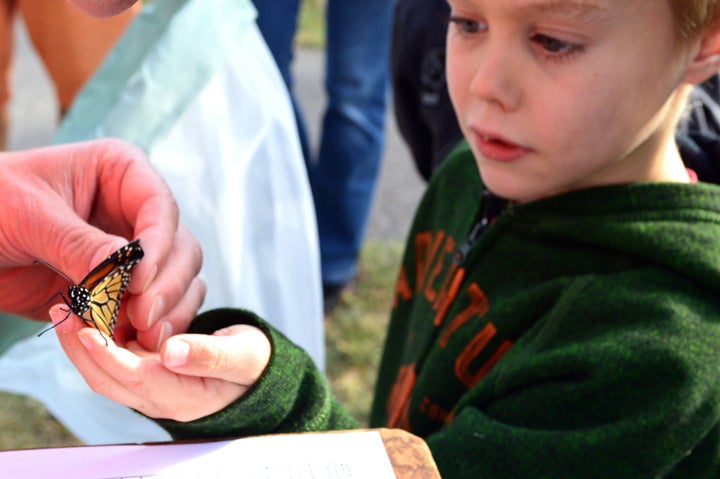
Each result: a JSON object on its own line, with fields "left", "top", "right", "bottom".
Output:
{"left": 297, "top": 0, "right": 327, "bottom": 48}
{"left": 325, "top": 240, "right": 403, "bottom": 425}
{"left": 0, "top": 392, "right": 81, "bottom": 450}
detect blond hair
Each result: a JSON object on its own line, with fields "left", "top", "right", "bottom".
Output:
{"left": 672, "top": 0, "right": 720, "bottom": 38}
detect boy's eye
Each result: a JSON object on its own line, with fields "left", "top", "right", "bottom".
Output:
{"left": 531, "top": 34, "right": 580, "bottom": 55}
{"left": 448, "top": 16, "right": 485, "bottom": 34}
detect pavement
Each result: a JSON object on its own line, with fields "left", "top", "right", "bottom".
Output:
{"left": 8, "top": 22, "right": 427, "bottom": 242}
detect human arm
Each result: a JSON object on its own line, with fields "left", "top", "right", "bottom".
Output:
{"left": 0, "top": 139, "right": 204, "bottom": 349}
{"left": 53, "top": 306, "right": 359, "bottom": 438}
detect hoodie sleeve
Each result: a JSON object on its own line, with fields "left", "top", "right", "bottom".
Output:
{"left": 154, "top": 308, "right": 359, "bottom": 440}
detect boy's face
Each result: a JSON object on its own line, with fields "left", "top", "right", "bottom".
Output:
{"left": 446, "top": 0, "right": 697, "bottom": 203}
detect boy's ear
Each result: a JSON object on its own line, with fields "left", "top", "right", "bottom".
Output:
{"left": 685, "top": 22, "right": 720, "bottom": 85}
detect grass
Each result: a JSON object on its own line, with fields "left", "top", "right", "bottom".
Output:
{"left": 0, "top": 392, "right": 82, "bottom": 450}
{"left": 0, "top": 239, "right": 404, "bottom": 449}
{"left": 324, "top": 240, "right": 403, "bottom": 425}
{"left": 297, "top": 0, "right": 327, "bottom": 49}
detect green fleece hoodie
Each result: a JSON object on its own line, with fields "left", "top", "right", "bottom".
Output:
{"left": 157, "top": 141, "right": 720, "bottom": 478}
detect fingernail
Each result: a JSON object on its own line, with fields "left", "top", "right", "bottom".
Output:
{"left": 147, "top": 295, "right": 164, "bottom": 329}
{"left": 164, "top": 339, "right": 189, "bottom": 367}
{"left": 49, "top": 308, "right": 69, "bottom": 330}
{"left": 155, "top": 320, "right": 173, "bottom": 351}
{"left": 55, "top": 312, "right": 75, "bottom": 334}
{"left": 77, "top": 332, "right": 94, "bottom": 350}
{"left": 143, "top": 264, "right": 158, "bottom": 293}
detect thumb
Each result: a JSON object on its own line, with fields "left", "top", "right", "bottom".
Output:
{"left": 160, "top": 325, "right": 271, "bottom": 385}
{"left": 51, "top": 232, "right": 130, "bottom": 283}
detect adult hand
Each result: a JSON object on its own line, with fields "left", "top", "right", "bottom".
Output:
{"left": 0, "top": 139, "right": 205, "bottom": 349}
{"left": 51, "top": 308, "right": 271, "bottom": 422}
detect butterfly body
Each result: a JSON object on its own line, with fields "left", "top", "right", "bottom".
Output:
{"left": 55, "top": 240, "right": 144, "bottom": 341}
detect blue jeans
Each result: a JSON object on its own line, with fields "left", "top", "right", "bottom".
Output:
{"left": 251, "top": 0, "right": 393, "bottom": 287}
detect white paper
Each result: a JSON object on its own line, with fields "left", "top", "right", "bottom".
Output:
{"left": 0, "top": 430, "right": 397, "bottom": 479}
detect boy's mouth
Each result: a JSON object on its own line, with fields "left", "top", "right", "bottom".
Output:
{"left": 475, "top": 131, "right": 532, "bottom": 162}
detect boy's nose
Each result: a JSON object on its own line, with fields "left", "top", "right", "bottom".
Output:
{"left": 469, "top": 45, "right": 521, "bottom": 111}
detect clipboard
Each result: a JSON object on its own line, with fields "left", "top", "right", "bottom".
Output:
{"left": 0, "top": 428, "right": 440, "bottom": 478}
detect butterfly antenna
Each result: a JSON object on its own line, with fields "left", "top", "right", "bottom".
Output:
{"left": 37, "top": 308, "right": 110, "bottom": 347}
{"left": 32, "top": 259, "right": 73, "bottom": 283}
{"left": 37, "top": 307, "right": 71, "bottom": 338}
{"left": 33, "top": 260, "right": 75, "bottom": 338}
{"left": 32, "top": 291, "right": 68, "bottom": 315}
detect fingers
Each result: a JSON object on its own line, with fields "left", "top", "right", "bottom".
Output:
{"left": 0, "top": 143, "right": 131, "bottom": 280}
{"left": 91, "top": 139, "right": 181, "bottom": 295}
{"left": 72, "top": 140, "right": 203, "bottom": 342}
{"left": 51, "top": 307, "right": 262, "bottom": 421}
{"left": 0, "top": 139, "right": 204, "bottom": 334}
{"left": 160, "top": 325, "right": 272, "bottom": 385}
{"left": 1, "top": 140, "right": 175, "bottom": 287}
{"left": 125, "top": 225, "right": 204, "bottom": 338}
{"left": 50, "top": 305, "right": 150, "bottom": 409}
{"left": 132, "top": 276, "right": 207, "bottom": 351}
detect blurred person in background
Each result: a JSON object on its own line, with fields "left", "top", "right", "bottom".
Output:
{"left": 0, "top": 0, "right": 140, "bottom": 149}
{"left": 251, "top": 0, "right": 394, "bottom": 311}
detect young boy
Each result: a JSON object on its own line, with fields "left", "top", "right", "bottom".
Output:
{"left": 56, "top": 0, "right": 720, "bottom": 476}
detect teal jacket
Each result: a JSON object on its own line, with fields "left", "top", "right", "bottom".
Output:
{"left": 157, "top": 142, "right": 720, "bottom": 478}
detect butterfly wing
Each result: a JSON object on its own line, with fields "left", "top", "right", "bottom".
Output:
{"left": 82, "top": 270, "right": 131, "bottom": 338}
{"left": 79, "top": 239, "right": 144, "bottom": 291}
{"left": 70, "top": 240, "right": 144, "bottom": 340}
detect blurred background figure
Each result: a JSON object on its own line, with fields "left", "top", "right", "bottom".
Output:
{"left": 391, "top": 0, "right": 461, "bottom": 182}
{"left": 251, "top": 0, "right": 394, "bottom": 312}
{"left": 0, "top": 0, "right": 140, "bottom": 150}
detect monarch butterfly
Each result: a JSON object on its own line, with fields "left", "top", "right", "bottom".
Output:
{"left": 38, "top": 239, "right": 144, "bottom": 344}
